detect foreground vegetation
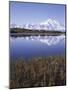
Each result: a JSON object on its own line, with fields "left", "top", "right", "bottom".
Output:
{"left": 10, "top": 56, "right": 66, "bottom": 89}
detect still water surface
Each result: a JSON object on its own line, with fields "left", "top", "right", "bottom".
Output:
{"left": 10, "top": 35, "right": 65, "bottom": 61}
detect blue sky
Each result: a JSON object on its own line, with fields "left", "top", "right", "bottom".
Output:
{"left": 10, "top": 1, "right": 66, "bottom": 26}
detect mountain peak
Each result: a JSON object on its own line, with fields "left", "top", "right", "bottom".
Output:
{"left": 40, "top": 18, "right": 65, "bottom": 31}
{"left": 10, "top": 18, "right": 65, "bottom": 31}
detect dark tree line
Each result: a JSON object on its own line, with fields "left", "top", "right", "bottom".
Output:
{"left": 10, "top": 28, "right": 65, "bottom": 34}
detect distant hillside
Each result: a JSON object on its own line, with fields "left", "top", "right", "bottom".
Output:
{"left": 10, "top": 28, "right": 66, "bottom": 37}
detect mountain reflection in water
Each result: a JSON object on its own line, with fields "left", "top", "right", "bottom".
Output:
{"left": 11, "top": 35, "right": 65, "bottom": 46}
{"left": 10, "top": 35, "right": 65, "bottom": 60}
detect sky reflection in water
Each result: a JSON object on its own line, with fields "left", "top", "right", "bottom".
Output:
{"left": 10, "top": 35, "right": 65, "bottom": 60}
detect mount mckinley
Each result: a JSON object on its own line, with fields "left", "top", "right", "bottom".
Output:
{"left": 11, "top": 19, "right": 65, "bottom": 31}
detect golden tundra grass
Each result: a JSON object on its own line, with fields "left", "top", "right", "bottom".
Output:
{"left": 10, "top": 56, "right": 66, "bottom": 89}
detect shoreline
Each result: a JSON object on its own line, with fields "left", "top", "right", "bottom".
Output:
{"left": 10, "top": 33, "right": 65, "bottom": 37}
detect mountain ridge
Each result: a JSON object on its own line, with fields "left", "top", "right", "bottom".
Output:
{"left": 10, "top": 19, "right": 65, "bottom": 31}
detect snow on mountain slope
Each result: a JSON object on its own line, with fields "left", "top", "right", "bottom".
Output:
{"left": 24, "top": 19, "right": 65, "bottom": 31}
{"left": 40, "top": 19, "right": 65, "bottom": 31}
{"left": 10, "top": 19, "right": 65, "bottom": 31}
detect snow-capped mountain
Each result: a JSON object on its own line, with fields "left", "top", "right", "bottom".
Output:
{"left": 24, "top": 19, "right": 65, "bottom": 31}
{"left": 10, "top": 19, "right": 65, "bottom": 31}
{"left": 40, "top": 19, "right": 65, "bottom": 31}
